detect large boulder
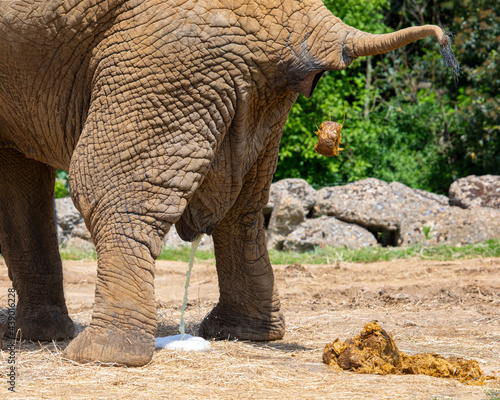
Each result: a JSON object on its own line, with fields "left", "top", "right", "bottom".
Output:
{"left": 389, "top": 181, "right": 449, "bottom": 240}
{"left": 401, "top": 206, "right": 500, "bottom": 246}
{"left": 71, "top": 221, "right": 92, "bottom": 241}
{"left": 55, "top": 198, "right": 82, "bottom": 231}
{"left": 283, "top": 216, "right": 378, "bottom": 252}
{"left": 449, "top": 175, "right": 500, "bottom": 210}
{"left": 314, "top": 178, "right": 400, "bottom": 231}
{"left": 55, "top": 197, "right": 85, "bottom": 244}
{"left": 315, "top": 179, "right": 449, "bottom": 231}
{"left": 263, "top": 178, "right": 317, "bottom": 218}
{"left": 267, "top": 193, "right": 306, "bottom": 249}
{"left": 162, "top": 228, "right": 214, "bottom": 252}
{"left": 314, "top": 178, "right": 482, "bottom": 246}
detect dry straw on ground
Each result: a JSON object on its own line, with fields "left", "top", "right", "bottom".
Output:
{"left": 0, "top": 257, "right": 499, "bottom": 399}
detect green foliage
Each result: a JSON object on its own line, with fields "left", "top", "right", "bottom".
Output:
{"left": 277, "top": 0, "right": 392, "bottom": 188}
{"left": 54, "top": 180, "right": 68, "bottom": 198}
{"left": 421, "top": 225, "right": 434, "bottom": 241}
{"left": 448, "top": 2, "right": 500, "bottom": 178}
{"left": 146, "top": 240, "right": 500, "bottom": 265}
{"left": 276, "top": 0, "right": 500, "bottom": 194}
{"left": 268, "top": 239, "right": 500, "bottom": 264}
{"left": 55, "top": 169, "right": 69, "bottom": 198}
{"left": 59, "top": 246, "right": 97, "bottom": 261}
{"left": 323, "top": 0, "right": 391, "bottom": 32}
{"left": 384, "top": 0, "right": 500, "bottom": 183}
{"left": 158, "top": 247, "right": 215, "bottom": 262}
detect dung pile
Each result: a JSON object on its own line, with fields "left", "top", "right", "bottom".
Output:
{"left": 323, "top": 322, "right": 491, "bottom": 385}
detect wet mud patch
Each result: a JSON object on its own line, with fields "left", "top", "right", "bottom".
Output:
{"left": 323, "top": 321, "right": 495, "bottom": 385}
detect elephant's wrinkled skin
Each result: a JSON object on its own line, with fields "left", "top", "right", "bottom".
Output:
{"left": 0, "top": 0, "right": 455, "bottom": 366}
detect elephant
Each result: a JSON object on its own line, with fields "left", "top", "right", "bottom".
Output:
{"left": 0, "top": 0, "right": 458, "bottom": 366}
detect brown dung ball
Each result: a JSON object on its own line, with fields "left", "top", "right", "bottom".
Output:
{"left": 314, "top": 120, "right": 344, "bottom": 157}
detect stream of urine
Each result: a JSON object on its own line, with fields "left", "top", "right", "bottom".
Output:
{"left": 179, "top": 234, "right": 202, "bottom": 335}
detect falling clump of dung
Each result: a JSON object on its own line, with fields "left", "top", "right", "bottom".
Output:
{"left": 323, "top": 321, "right": 493, "bottom": 385}
{"left": 314, "top": 103, "right": 346, "bottom": 157}
{"left": 314, "top": 121, "right": 344, "bottom": 157}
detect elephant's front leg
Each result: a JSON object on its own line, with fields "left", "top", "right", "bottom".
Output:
{"left": 63, "top": 223, "right": 158, "bottom": 366}
{"left": 62, "top": 98, "right": 218, "bottom": 365}
{"left": 199, "top": 182, "right": 285, "bottom": 341}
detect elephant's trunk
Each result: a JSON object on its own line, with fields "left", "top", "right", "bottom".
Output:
{"left": 346, "top": 25, "right": 447, "bottom": 57}
{"left": 354, "top": 26, "right": 460, "bottom": 77}
{"left": 319, "top": 22, "right": 460, "bottom": 78}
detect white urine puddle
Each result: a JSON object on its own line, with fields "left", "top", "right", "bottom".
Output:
{"left": 156, "top": 235, "right": 210, "bottom": 352}
{"left": 155, "top": 334, "right": 211, "bottom": 351}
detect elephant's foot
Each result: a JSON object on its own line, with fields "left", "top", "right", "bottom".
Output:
{"left": 10, "top": 303, "right": 74, "bottom": 341}
{"left": 63, "top": 325, "right": 154, "bottom": 367}
{"left": 199, "top": 303, "right": 285, "bottom": 341}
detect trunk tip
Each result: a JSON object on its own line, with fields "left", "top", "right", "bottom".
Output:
{"left": 439, "top": 32, "right": 462, "bottom": 80}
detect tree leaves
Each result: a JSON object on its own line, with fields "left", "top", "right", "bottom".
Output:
{"left": 276, "top": 0, "right": 500, "bottom": 194}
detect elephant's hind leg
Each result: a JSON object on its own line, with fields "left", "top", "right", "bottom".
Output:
{"left": 0, "top": 149, "right": 74, "bottom": 340}
{"left": 200, "top": 210, "right": 285, "bottom": 341}
{"left": 199, "top": 158, "right": 285, "bottom": 341}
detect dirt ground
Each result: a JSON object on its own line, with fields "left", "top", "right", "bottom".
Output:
{"left": 0, "top": 256, "right": 499, "bottom": 399}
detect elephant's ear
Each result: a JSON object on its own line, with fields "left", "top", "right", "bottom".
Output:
{"left": 287, "top": 70, "right": 326, "bottom": 98}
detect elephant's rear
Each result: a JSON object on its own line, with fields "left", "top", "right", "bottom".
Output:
{"left": 0, "top": 1, "right": 113, "bottom": 170}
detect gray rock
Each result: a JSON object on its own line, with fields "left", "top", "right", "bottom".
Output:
{"left": 55, "top": 197, "right": 83, "bottom": 232}
{"left": 162, "top": 228, "right": 214, "bottom": 252}
{"left": 314, "top": 178, "right": 454, "bottom": 246}
{"left": 267, "top": 193, "right": 306, "bottom": 249}
{"left": 71, "top": 221, "right": 92, "bottom": 241}
{"left": 283, "top": 216, "right": 378, "bottom": 252}
{"left": 64, "top": 237, "right": 95, "bottom": 252}
{"left": 388, "top": 181, "right": 449, "bottom": 242}
{"left": 401, "top": 206, "right": 500, "bottom": 246}
{"left": 55, "top": 197, "right": 84, "bottom": 244}
{"left": 54, "top": 175, "right": 500, "bottom": 253}
{"left": 449, "top": 175, "right": 500, "bottom": 210}
{"left": 264, "top": 179, "right": 317, "bottom": 218}
{"left": 314, "top": 178, "right": 401, "bottom": 231}
{"left": 391, "top": 182, "right": 449, "bottom": 208}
